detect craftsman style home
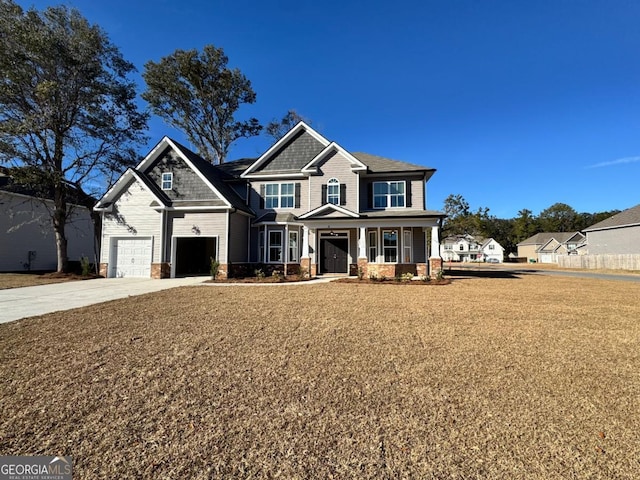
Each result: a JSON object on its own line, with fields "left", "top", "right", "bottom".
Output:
{"left": 94, "top": 123, "right": 445, "bottom": 279}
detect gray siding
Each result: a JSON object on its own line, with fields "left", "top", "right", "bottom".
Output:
{"left": 586, "top": 226, "right": 640, "bottom": 254}
{"left": 413, "top": 228, "right": 426, "bottom": 262}
{"left": 228, "top": 212, "right": 249, "bottom": 263}
{"left": 147, "top": 148, "right": 224, "bottom": 203}
{"left": 168, "top": 211, "right": 228, "bottom": 263}
{"left": 0, "top": 192, "right": 94, "bottom": 271}
{"left": 309, "top": 150, "right": 359, "bottom": 212}
{"left": 259, "top": 131, "right": 325, "bottom": 172}
{"left": 101, "top": 179, "right": 162, "bottom": 263}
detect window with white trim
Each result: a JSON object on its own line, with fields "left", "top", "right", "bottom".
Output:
{"left": 373, "top": 181, "right": 405, "bottom": 208}
{"left": 288, "top": 231, "right": 299, "bottom": 262}
{"left": 327, "top": 178, "right": 340, "bottom": 205}
{"left": 268, "top": 231, "right": 282, "bottom": 262}
{"left": 403, "top": 229, "right": 412, "bottom": 263}
{"left": 489, "top": 244, "right": 495, "bottom": 250}
{"left": 368, "top": 231, "right": 377, "bottom": 262}
{"left": 383, "top": 230, "right": 398, "bottom": 263}
{"left": 265, "top": 183, "right": 294, "bottom": 209}
{"left": 161, "top": 172, "right": 173, "bottom": 190}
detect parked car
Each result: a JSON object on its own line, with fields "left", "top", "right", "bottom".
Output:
{"left": 486, "top": 258, "right": 500, "bottom": 263}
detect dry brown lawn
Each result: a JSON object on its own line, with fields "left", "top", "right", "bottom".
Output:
{"left": 0, "top": 272, "right": 93, "bottom": 290}
{"left": 1, "top": 274, "right": 639, "bottom": 479}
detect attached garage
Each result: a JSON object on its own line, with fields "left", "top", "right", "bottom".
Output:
{"left": 173, "top": 237, "right": 217, "bottom": 276}
{"left": 109, "top": 237, "right": 152, "bottom": 278}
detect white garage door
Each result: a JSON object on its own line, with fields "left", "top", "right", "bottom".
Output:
{"left": 539, "top": 253, "right": 555, "bottom": 264}
{"left": 110, "top": 238, "right": 152, "bottom": 278}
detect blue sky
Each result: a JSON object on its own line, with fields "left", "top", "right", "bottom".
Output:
{"left": 18, "top": 0, "right": 640, "bottom": 218}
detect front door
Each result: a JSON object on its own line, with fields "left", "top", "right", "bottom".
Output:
{"left": 321, "top": 238, "right": 348, "bottom": 273}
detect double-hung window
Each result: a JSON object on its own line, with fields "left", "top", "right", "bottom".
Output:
{"left": 161, "top": 172, "right": 173, "bottom": 190}
{"left": 368, "top": 231, "right": 377, "bottom": 262}
{"left": 269, "top": 231, "right": 282, "bottom": 262}
{"left": 373, "top": 181, "right": 405, "bottom": 208}
{"left": 265, "top": 183, "right": 295, "bottom": 209}
{"left": 327, "top": 178, "right": 340, "bottom": 205}
{"left": 288, "top": 231, "right": 299, "bottom": 262}
{"left": 383, "top": 230, "right": 398, "bottom": 263}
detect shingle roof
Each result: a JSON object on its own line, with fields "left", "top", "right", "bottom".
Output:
{"left": 352, "top": 152, "right": 434, "bottom": 173}
{"left": 583, "top": 204, "right": 640, "bottom": 231}
{"left": 517, "top": 232, "right": 581, "bottom": 246}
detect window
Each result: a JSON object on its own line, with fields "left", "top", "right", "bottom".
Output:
{"left": 368, "top": 231, "right": 377, "bottom": 262}
{"left": 268, "top": 231, "right": 282, "bottom": 262}
{"left": 265, "top": 183, "right": 295, "bottom": 209}
{"left": 161, "top": 172, "right": 173, "bottom": 190}
{"left": 373, "top": 181, "right": 405, "bottom": 208}
{"left": 383, "top": 230, "right": 398, "bottom": 263}
{"left": 403, "top": 229, "right": 412, "bottom": 263}
{"left": 445, "top": 244, "right": 453, "bottom": 250}
{"left": 259, "top": 231, "right": 265, "bottom": 262}
{"left": 327, "top": 178, "right": 340, "bottom": 205}
{"left": 459, "top": 244, "right": 464, "bottom": 251}
{"left": 288, "top": 231, "right": 299, "bottom": 262}
{"left": 489, "top": 244, "right": 495, "bottom": 250}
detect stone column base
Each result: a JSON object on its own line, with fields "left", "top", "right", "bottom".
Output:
{"left": 357, "top": 258, "right": 368, "bottom": 278}
{"left": 416, "top": 263, "right": 428, "bottom": 277}
{"left": 429, "top": 257, "right": 443, "bottom": 279}
{"left": 151, "top": 262, "right": 171, "bottom": 279}
{"left": 99, "top": 263, "right": 108, "bottom": 278}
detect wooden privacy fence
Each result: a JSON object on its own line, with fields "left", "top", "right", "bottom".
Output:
{"left": 557, "top": 254, "right": 640, "bottom": 271}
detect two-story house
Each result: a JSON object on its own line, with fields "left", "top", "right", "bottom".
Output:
{"left": 440, "top": 235, "right": 504, "bottom": 263}
{"left": 94, "top": 122, "right": 445, "bottom": 279}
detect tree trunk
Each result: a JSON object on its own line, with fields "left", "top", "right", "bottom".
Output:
{"left": 53, "top": 187, "right": 69, "bottom": 273}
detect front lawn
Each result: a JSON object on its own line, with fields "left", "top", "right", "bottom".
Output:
{"left": 1, "top": 275, "right": 638, "bottom": 478}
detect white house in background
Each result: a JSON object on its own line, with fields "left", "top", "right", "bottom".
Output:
{"left": 440, "top": 235, "right": 504, "bottom": 263}
{"left": 0, "top": 168, "right": 96, "bottom": 272}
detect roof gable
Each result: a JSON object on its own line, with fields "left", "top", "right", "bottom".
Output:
{"left": 583, "top": 204, "right": 640, "bottom": 231}
{"left": 298, "top": 203, "right": 360, "bottom": 219}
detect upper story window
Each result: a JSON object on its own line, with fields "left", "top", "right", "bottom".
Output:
{"left": 489, "top": 244, "right": 495, "bottom": 250}
{"left": 264, "top": 183, "right": 295, "bottom": 209}
{"left": 459, "top": 244, "right": 464, "bottom": 251}
{"left": 327, "top": 178, "right": 340, "bottom": 205}
{"left": 373, "top": 181, "right": 405, "bottom": 208}
{"left": 161, "top": 172, "right": 173, "bottom": 190}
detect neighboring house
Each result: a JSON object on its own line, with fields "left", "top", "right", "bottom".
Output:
{"left": 516, "top": 232, "right": 585, "bottom": 263}
{"left": 440, "top": 235, "right": 504, "bottom": 263}
{"left": 582, "top": 204, "right": 640, "bottom": 254}
{"left": 94, "top": 122, "right": 446, "bottom": 279}
{"left": 0, "top": 168, "right": 96, "bottom": 272}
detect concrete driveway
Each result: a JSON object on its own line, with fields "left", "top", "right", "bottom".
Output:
{"left": 0, "top": 277, "right": 207, "bottom": 324}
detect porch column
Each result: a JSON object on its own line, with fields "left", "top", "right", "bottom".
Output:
{"left": 301, "top": 226, "right": 310, "bottom": 258}
{"left": 358, "top": 227, "right": 367, "bottom": 258}
{"left": 429, "top": 225, "right": 443, "bottom": 279}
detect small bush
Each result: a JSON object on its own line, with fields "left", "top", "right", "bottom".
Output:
{"left": 210, "top": 257, "right": 220, "bottom": 280}
{"left": 80, "top": 256, "right": 91, "bottom": 276}
{"left": 254, "top": 268, "right": 265, "bottom": 281}
{"left": 272, "top": 270, "right": 283, "bottom": 282}
{"left": 402, "top": 272, "right": 415, "bottom": 282}
{"left": 357, "top": 266, "right": 365, "bottom": 281}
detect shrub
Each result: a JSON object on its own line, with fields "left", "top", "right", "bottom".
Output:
{"left": 254, "top": 268, "right": 265, "bottom": 281}
{"left": 210, "top": 257, "right": 220, "bottom": 280}
{"left": 80, "top": 256, "right": 91, "bottom": 276}
{"left": 357, "top": 266, "right": 365, "bottom": 281}
{"left": 402, "top": 272, "right": 414, "bottom": 282}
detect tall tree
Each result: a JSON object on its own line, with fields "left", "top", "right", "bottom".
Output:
{"left": 142, "top": 45, "right": 262, "bottom": 164}
{"left": 538, "top": 203, "right": 578, "bottom": 232}
{"left": 512, "top": 208, "right": 540, "bottom": 243}
{"left": 265, "top": 109, "right": 311, "bottom": 141}
{"left": 442, "top": 194, "right": 488, "bottom": 237}
{"left": 0, "top": 0, "right": 148, "bottom": 273}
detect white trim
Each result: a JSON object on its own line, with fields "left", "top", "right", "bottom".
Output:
{"left": 318, "top": 229, "right": 350, "bottom": 274}
{"left": 108, "top": 236, "right": 153, "bottom": 278}
{"left": 241, "top": 122, "right": 329, "bottom": 178}
{"left": 372, "top": 180, "right": 407, "bottom": 209}
{"left": 382, "top": 229, "right": 399, "bottom": 263}
{"left": 241, "top": 173, "right": 306, "bottom": 179}
{"left": 161, "top": 172, "right": 173, "bottom": 190}
{"left": 298, "top": 203, "right": 360, "bottom": 219}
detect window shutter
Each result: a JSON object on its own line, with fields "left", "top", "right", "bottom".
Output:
{"left": 340, "top": 184, "right": 346, "bottom": 206}
{"left": 295, "top": 183, "right": 301, "bottom": 208}
{"left": 321, "top": 185, "right": 327, "bottom": 205}
{"left": 405, "top": 181, "right": 412, "bottom": 207}
{"left": 260, "top": 184, "right": 265, "bottom": 209}
{"left": 367, "top": 183, "right": 373, "bottom": 209}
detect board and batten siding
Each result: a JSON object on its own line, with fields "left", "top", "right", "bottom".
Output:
{"left": 168, "top": 211, "right": 228, "bottom": 263}
{"left": 309, "top": 150, "right": 359, "bottom": 212}
{"left": 100, "top": 179, "right": 162, "bottom": 263}
{"left": 1, "top": 192, "right": 94, "bottom": 271}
